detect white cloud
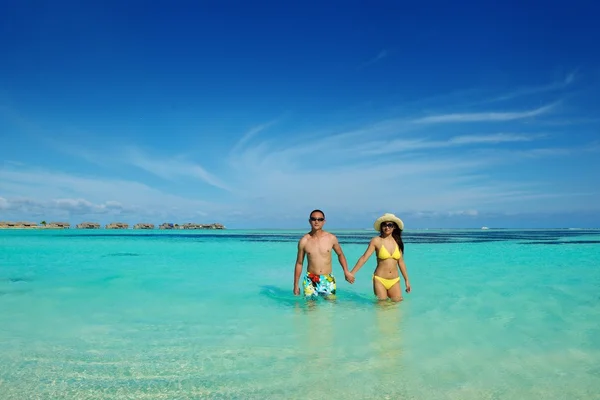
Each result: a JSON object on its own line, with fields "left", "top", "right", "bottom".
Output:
{"left": 229, "top": 119, "right": 279, "bottom": 154}
{"left": 219, "top": 100, "right": 594, "bottom": 219}
{"left": 0, "top": 196, "right": 10, "bottom": 210}
{"left": 1, "top": 197, "right": 128, "bottom": 217}
{"left": 0, "top": 166, "right": 222, "bottom": 222}
{"left": 16, "top": 134, "right": 232, "bottom": 193}
{"left": 226, "top": 139, "right": 534, "bottom": 217}
{"left": 3, "top": 76, "right": 597, "bottom": 227}
{"left": 362, "top": 133, "right": 537, "bottom": 156}
{"left": 358, "top": 49, "right": 390, "bottom": 69}
{"left": 490, "top": 71, "right": 578, "bottom": 102}
{"left": 447, "top": 210, "right": 479, "bottom": 216}
{"left": 449, "top": 133, "right": 537, "bottom": 144}
{"left": 52, "top": 198, "right": 125, "bottom": 214}
{"left": 412, "top": 103, "right": 557, "bottom": 124}
{"left": 124, "top": 147, "right": 232, "bottom": 192}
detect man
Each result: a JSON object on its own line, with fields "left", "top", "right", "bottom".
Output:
{"left": 293, "top": 209, "right": 355, "bottom": 299}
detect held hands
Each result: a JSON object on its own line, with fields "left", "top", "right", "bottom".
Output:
{"left": 344, "top": 271, "right": 355, "bottom": 284}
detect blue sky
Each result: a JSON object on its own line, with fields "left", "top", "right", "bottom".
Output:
{"left": 1, "top": 1, "right": 599, "bottom": 229}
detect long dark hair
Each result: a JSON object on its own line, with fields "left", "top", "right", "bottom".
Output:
{"left": 381, "top": 222, "right": 404, "bottom": 254}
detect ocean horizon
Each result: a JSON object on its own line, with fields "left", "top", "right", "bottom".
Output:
{"left": 1, "top": 228, "right": 599, "bottom": 399}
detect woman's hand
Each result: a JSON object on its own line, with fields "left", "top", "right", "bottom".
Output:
{"left": 344, "top": 271, "right": 355, "bottom": 284}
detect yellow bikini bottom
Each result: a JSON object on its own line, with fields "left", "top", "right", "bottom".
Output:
{"left": 373, "top": 275, "right": 400, "bottom": 290}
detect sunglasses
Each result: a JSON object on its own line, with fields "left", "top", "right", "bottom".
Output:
{"left": 309, "top": 217, "right": 325, "bottom": 222}
{"left": 381, "top": 222, "right": 395, "bottom": 228}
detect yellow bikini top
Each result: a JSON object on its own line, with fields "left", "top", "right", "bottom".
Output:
{"left": 378, "top": 241, "right": 402, "bottom": 260}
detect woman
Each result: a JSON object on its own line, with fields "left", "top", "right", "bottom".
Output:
{"left": 350, "top": 213, "right": 411, "bottom": 302}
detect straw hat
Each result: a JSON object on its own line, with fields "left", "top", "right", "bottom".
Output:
{"left": 373, "top": 213, "right": 404, "bottom": 231}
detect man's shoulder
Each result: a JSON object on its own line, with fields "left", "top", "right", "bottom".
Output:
{"left": 298, "top": 233, "right": 311, "bottom": 243}
{"left": 323, "top": 231, "right": 339, "bottom": 243}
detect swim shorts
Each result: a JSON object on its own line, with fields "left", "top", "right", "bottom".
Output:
{"left": 302, "top": 272, "right": 336, "bottom": 298}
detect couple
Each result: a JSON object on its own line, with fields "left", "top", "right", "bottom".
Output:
{"left": 293, "top": 209, "right": 411, "bottom": 302}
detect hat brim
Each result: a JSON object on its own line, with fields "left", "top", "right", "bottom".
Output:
{"left": 373, "top": 214, "right": 404, "bottom": 231}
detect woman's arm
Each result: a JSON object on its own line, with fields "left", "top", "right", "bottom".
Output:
{"left": 398, "top": 257, "right": 411, "bottom": 292}
{"left": 350, "top": 238, "right": 377, "bottom": 275}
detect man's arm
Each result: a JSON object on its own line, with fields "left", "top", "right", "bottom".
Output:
{"left": 332, "top": 235, "right": 349, "bottom": 273}
{"left": 332, "top": 234, "right": 356, "bottom": 284}
{"left": 293, "top": 237, "right": 306, "bottom": 295}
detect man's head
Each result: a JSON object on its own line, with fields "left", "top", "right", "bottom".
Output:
{"left": 308, "top": 209, "right": 326, "bottom": 230}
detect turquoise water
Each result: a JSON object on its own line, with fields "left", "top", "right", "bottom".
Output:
{"left": 1, "top": 228, "right": 600, "bottom": 399}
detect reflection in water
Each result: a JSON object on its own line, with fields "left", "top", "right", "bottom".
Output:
{"left": 293, "top": 299, "right": 336, "bottom": 383}
{"left": 373, "top": 301, "right": 404, "bottom": 396}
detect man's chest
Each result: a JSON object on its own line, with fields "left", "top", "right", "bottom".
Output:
{"left": 305, "top": 240, "right": 332, "bottom": 256}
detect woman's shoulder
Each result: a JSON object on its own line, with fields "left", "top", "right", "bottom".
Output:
{"left": 370, "top": 236, "right": 382, "bottom": 245}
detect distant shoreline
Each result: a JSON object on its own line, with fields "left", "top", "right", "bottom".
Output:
{"left": 1, "top": 226, "right": 598, "bottom": 231}
{"left": 0, "top": 222, "right": 226, "bottom": 230}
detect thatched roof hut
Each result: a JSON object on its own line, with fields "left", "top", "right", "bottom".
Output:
{"left": 134, "top": 223, "right": 155, "bottom": 229}
{"left": 76, "top": 222, "right": 101, "bottom": 229}
{"left": 47, "top": 222, "right": 70, "bottom": 229}
{"left": 171, "top": 222, "right": 226, "bottom": 230}
{"left": 16, "top": 221, "right": 38, "bottom": 228}
{"left": 106, "top": 222, "right": 129, "bottom": 229}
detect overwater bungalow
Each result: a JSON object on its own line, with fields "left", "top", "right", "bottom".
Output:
{"left": 133, "top": 223, "right": 155, "bottom": 229}
{"left": 76, "top": 222, "right": 101, "bottom": 229}
{"left": 176, "top": 222, "right": 225, "bottom": 230}
{"left": 16, "top": 221, "right": 38, "bottom": 228}
{"left": 106, "top": 222, "right": 129, "bottom": 229}
{"left": 46, "top": 222, "right": 70, "bottom": 229}
{"left": 0, "top": 221, "right": 39, "bottom": 229}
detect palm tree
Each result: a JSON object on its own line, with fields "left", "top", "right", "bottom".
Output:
{"left": 40, "top": 221, "right": 47, "bottom": 226}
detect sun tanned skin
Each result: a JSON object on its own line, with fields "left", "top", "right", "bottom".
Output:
{"left": 293, "top": 210, "right": 354, "bottom": 295}
{"left": 350, "top": 234, "right": 411, "bottom": 301}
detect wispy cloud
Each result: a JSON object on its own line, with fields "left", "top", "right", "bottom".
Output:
{"left": 230, "top": 119, "right": 279, "bottom": 155}
{"left": 125, "top": 147, "right": 233, "bottom": 192}
{"left": 516, "top": 147, "right": 574, "bottom": 157}
{"left": 358, "top": 49, "right": 390, "bottom": 69}
{"left": 3, "top": 73, "right": 597, "bottom": 226}
{"left": 362, "top": 133, "right": 538, "bottom": 155}
{"left": 219, "top": 95, "right": 594, "bottom": 220}
{"left": 21, "top": 134, "right": 233, "bottom": 193}
{"left": 226, "top": 138, "right": 555, "bottom": 217}
{"left": 448, "top": 133, "right": 539, "bottom": 144}
{"left": 0, "top": 105, "right": 230, "bottom": 192}
{"left": 412, "top": 103, "right": 558, "bottom": 124}
{"left": 0, "top": 165, "right": 222, "bottom": 221}
{"left": 489, "top": 71, "right": 578, "bottom": 103}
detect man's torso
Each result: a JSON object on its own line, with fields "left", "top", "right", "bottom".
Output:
{"left": 303, "top": 231, "right": 335, "bottom": 275}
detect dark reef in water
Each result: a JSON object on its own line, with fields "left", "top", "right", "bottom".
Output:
{"left": 47, "top": 229, "right": 600, "bottom": 245}
{"left": 7, "top": 277, "right": 31, "bottom": 283}
{"left": 103, "top": 252, "right": 142, "bottom": 257}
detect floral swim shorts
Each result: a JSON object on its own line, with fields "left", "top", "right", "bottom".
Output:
{"left": 302, "top": 272, "right": 336, "bottom": 298}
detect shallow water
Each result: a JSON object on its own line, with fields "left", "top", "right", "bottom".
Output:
{"left": 1, "top": 229, "right": 599, "bottom": 399}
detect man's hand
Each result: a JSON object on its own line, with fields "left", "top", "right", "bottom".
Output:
{"left": 293, "top": 286, "right": 300, "bottom": 295}
{"left": 344, "top": 271, "right": 355, "bottom": 284}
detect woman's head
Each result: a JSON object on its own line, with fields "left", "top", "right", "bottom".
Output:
{"left": 373, "top": 213, "right": 404, "bottom": 232}
{"left": 379, "top": 220, "right": 400, "bottom": 234}
{"left": 373, "top": 213, "right": 405, "bottom": 253}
